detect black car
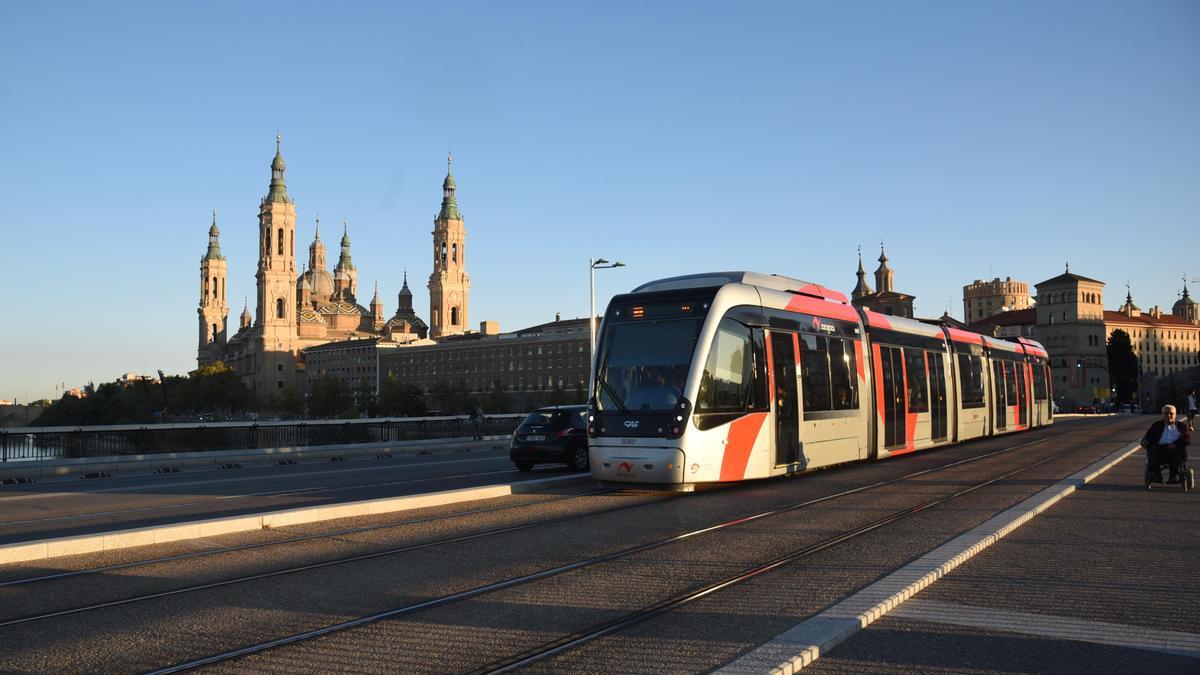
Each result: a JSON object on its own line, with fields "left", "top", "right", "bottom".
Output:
{"left": 510, "top": 405, "right": 589, "bottom": 472}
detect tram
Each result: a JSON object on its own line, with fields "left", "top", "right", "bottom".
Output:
{"left": 588, "top": 272, "right": 1053, "bottom": 486}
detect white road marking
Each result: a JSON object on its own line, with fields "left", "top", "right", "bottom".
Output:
{"left": 717, "top": 441, "right": 1141, "bottom": 674}
{"left": 890, "top": 599, "right": 1200, "bottom": 659}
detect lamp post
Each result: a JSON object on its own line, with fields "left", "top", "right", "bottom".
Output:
{"left": 589, "top": 257, "right": 625, "bottom": 372}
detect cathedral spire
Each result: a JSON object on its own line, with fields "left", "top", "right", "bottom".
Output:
{"left": 874, "top": 241, "right": 894, "bottom": 293}
{"left": 266, "top": 131, "right": 290, "bottom": 203}
{"left": 205, "top": 209, "right": 224, "bottom": 260}
{"left": 438, "top": 152, "right": 462, "bottom": 220}
{"left": 851, "top": 245, "right": 872, "bottom": 300}
{"left": 307, "top": 216, "right": 327, "bottom": 272}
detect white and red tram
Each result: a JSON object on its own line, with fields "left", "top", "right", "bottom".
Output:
{"left": 588, "top": 272, "right": 1053, "bottom": 486}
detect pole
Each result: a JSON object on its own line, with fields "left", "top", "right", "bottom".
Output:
{"left": 589, "top": 257, "right": 596, "bottom": 363}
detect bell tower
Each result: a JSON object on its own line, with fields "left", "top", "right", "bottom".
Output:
{"left": 255, "top": 133, "right": 299, "bottom": 393}
{"left": 428, "top": 154, "right": 471, "bottom": 338}
{"left": 198, "top": 209, "right": 229, "bottom": 366}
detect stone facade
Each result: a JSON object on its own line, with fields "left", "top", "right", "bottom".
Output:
{"left": 428, "top": 156, "right": 471, "bottom": 339}
{"left": 963, "top": 276, "right": 1031, "bottom": 322}
{"left": 380, "top": 317, "right": 591, "bottom": 410}
{"left": 1032, "top": 268, "right": 1108, "bottom": 409}
{"left": 1106, "top": 289, "right": 1200, "bottom": 379}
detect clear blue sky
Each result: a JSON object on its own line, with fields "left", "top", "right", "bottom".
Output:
{"left": 1, "top": 1, "right": 1197, "bottom": 402}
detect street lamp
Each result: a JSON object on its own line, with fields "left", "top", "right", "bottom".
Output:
{"left": 589, "top": 256, "right": 625, "bottom": 370}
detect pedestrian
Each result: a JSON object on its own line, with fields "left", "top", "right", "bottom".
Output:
{"left": 1141, "top": 404, "right": 1190, "bottom": 484}
{"left": 470, "top": 403, "right": 484, "bottom": 441}
{"left": 1187, "top": 388, "right": 1197, "bottom": 430}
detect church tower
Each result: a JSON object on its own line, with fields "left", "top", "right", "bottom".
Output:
{"left": 255, "top": 133, "right": 299, "bottom": 393}
{"left": 198, "top": 209, "right": 229, "bottom": 366}
{"left": 851, "top": 247, "right": 873, "bottom": 301}
{"left": 428, "top": 154, "right": 471, "bottom": 338}
{"left": 333, "top": 220, "right": 358, "bottom": 303}
{"left": 874, "top": 245, "right": 894, "bottom": 293}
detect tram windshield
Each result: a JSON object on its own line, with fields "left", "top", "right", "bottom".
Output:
{"left": 594, "top": 317, "right": 703, "bottom": 413}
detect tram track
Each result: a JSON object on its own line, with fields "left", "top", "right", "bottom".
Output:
{"left": 138, "top": 425, "right": 1107, "bottom": 674}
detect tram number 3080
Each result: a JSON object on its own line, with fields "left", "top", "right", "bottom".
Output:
{"left": 621, "top": 438, "right": 637, "bottom": 445}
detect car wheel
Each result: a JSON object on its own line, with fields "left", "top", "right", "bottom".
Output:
{"left": 514, "top": 460, "right": 534, "bottom": 472}
{"left": 570, "top": 444, "right": 590, "bottom": 472}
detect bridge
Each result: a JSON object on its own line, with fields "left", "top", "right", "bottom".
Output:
{"left": 0, "top": 414, "right": 1194, "bottom": 672}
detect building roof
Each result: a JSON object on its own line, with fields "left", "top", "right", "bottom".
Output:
{"left": 1036, "top": 271, "right": 1104, "bottom": 287}
{"left": 1104, "top": 310, "right": 1197, "bottom": 328}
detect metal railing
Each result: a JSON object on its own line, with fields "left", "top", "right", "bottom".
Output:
{"left": 0, "top": 415, "right": 525, "bottom": 463}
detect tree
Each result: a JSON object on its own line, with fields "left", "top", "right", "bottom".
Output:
{"left": 353, "top": 380, "right": 378, "bottom": 417}
{"left": 379, "top": 375, "right": 426, "bottom": 417}
{"left": 307, "top": 375, "right": 355, "bottom": 418}
{"left": 1106, "top": 329, "right": 1139, "bottom": 405}
{"left": 483, "top": 379, "right": 514, "bottom": 414}
{"left": 430, "top": 379, "right": 472, "bottom": 414}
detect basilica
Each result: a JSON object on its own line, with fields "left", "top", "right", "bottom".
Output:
{"left": 197, "top": 136, "right": 471, "bottom": 398}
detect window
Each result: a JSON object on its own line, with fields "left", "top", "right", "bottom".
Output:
{"left": 697, "top": 319, "right": 754, "bottom": 413}
{"left": 276, "top": 363, "right": 283, "bottom": 372}
{"left": 904, "top": 349, "right": 929, "bottom": 413}
{"left": 1032, "top": 363, "right": 1047, "bottom": 400}
{"left": 451, "top": 307, "right": 459, "bottom": 325}
{"left": 277, "top": 228, "right": 284, "bottom": 255}
{"left": 276, "top": 298, "right": 285, "bottom": 319}
{"left": 828, "top": 338, "right": 859, "bottom": 410}
{"left": 957, "top": 353, "right": 985, "bottom": 408}
{"left": 799, "top": 333, "right": 832, "bottom": 411}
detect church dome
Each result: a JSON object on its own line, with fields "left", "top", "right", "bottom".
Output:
{"left": 1174, "top": 288, "right": 1197, "bottom": 312}
{"left": 299, "top": 269, "right": 335, "bottom": 297}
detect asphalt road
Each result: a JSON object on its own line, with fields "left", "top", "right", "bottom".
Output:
{"left": 0, "top": 415, "right": 1181, "bottom": 674}
{"left": 0, "top": 443, "right": 583, "bottom": 544}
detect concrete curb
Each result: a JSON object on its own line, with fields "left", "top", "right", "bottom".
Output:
{"left": 0, "top": 473, "right": 591, "bottom": 566}
{"left": 717, "top": 441, "right": 1141, "bottom": 674}
{"left": 0, "top": 435, "right": 511, "bottom": 482}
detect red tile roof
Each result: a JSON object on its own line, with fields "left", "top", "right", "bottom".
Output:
{"left": 1104, "top": 310, "right": 1197, "bottom": 328}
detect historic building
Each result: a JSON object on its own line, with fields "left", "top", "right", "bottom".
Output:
{"left": 850, "top": 246, "right": 915, "bottom": 318}
{"left": 379, "top": 316, "right": 591, "bottom": 410}
{"left": 963, "top": 276, "right": 1031, "bottom": 322}
{"left": 197, "top": 136, "right": 446, "bottom": 399}
{"left": 1106, "top": 286, "right": 1200, "bottom": 379}
{"left": 428, "top": 156, "right": 471, "bottom": 339}
{"left": 1031, "top": 267, "right": 1108, "bottom": 409}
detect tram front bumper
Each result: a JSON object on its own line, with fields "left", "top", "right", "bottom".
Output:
{"left": 590, "top": 444, "right": 685, "bottom": 484}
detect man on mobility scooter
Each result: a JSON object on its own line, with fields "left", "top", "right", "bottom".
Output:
{"left": 1141, "top": 404, "right": 1193, "bottom": 490}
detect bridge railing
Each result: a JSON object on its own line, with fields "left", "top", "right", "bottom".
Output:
{"left": 0, "top": 414, "right": 526, "bottom": 463}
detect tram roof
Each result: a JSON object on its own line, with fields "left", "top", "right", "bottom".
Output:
{"left": 632, "top": 271, "right": 849, "bottom": 303}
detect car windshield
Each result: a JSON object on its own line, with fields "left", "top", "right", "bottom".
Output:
{"left": 595, "top": 317, "right": 703, "bottom": 413}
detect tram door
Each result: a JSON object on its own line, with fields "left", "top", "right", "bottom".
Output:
{"left": 929, "top": 352, "right": 948, "bottom": 441}
{"left": 993, "top": 361, "right": 1007, "bottom": 431}
{"left": 1016, "top": 363, "right": 1028, "bottom": 427}
{"left": 771, "top": 332, "right": 800, "bottom": 466}
{"left": 880, "top": 346, "right": 906, "bottom": 448}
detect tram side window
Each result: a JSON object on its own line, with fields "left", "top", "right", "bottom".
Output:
{"left": 957, "top": 353, "right": 986, "bottom": 408}
{"left": 1003, "top": 361, "right": 1018, "bottom": 402}
{"left": 800, "top": 333, "right": 833, "bottom": 411}
{"left": 827, "top": 337, "right": 859, "bottom": 410}
{"left": 697, "top": 319, "right": 753, "bottom": 413}
{"left": 1032, "top": 363, "right": 1047, "bottom": 400}
{"left": 904, "top": 348, "right": 929, "bottom": 413}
